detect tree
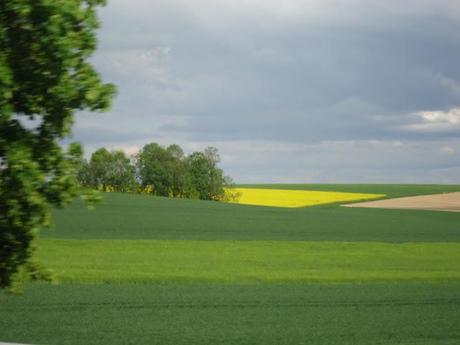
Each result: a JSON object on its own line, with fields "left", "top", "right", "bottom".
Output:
{"left": 76, "top": 158, "right": 93, "bottom": 189}
{"left": 78, "top": 148, "right": 136, "bottom": 192}
{"left": 164, "top": 144, "right": 196, "bottom": 198}
{"left": 135, "top": 143, "right": 234, "bottom": 201}
{"left": 105, "top": 150, "right": 136, "bottom": 192}
{"left": 0, "top": 0, "right": 115, "bottom": 289}
{"left": 135, "top": 143, "right": 238, "bottom": 200}
{"left": 186, "top": 147, "right": 227, "bottom": 201}
{"left": 86, "top": 148, "right": 112, "bottom": 189}
{"left": 136, "top": 143, "right": 193, "bottom": 197}
{"left": 136, "top": 143, "right": 170, "bottom": 196}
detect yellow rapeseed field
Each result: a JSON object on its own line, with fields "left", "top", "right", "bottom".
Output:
{"left": 228, "top": 188, "right": 385, "bottom": 208}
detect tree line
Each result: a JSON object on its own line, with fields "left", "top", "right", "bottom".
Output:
{"left": 77, "top": 143, "right": 239, "bottom": 201}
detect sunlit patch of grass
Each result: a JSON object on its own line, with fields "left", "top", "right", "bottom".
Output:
{"left": 228, "top": 188, "right": 385, "bottom": 208}
{"left": 38, "top": 239, "right": 460, "bottom": 284}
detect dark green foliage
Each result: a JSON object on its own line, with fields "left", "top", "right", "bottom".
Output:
{"left": 77, "top": 143, "right": 235, "bottom": 200}
{"left": 1, "top": 282, "right": 460, "bottom": 345}
{"left": 44, "top": 188, "right": 460, "bottom": 242}
{"left": 0, "top": 0, "right": 115, "bottom": 289}
{"left": 78, "top": 148, "right": 136, "bottom": 192}
{"left": 136, "top": 143, "right": 191, "bottom": 197}
{"left": 135, "top": 143, "right": 231, "bottom": 200}
{"left": 165, "top": 144, "right": 193, "bottom": 197}
{"left": 186, "top": 147, "right": 227, "bottom": 201}
{"left": 186, "top": 152, "right": 211, "bottom": 199}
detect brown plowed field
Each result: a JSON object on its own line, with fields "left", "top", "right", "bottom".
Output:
{"left": 343, "top": 192, "right": 460, "bottom": 212}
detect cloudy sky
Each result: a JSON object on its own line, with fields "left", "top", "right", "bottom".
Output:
{"left": 73, "top": 0, "right": 460, "bottom": 183}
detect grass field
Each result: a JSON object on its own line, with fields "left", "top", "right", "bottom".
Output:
{"left": 38, "top": 239, "right": 460, "bottom": 283}
{"left": 1, "top": 184, "right": 460, "bottom": 344}
{"left": 43, "top": 190, "right": 460, "bottom": 242}
{"left": 1, "top": 283, "right": 460, "bottom": 345}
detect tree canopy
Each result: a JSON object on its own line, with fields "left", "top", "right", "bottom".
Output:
{"left": 77, "top": 143, "right": 236, "bottom": 201}
{"left": 0, "top": 0, "right": 115, "bottom": 289}
{"left": 187, "top": 148, "right": 227, "bottom": 201}
{"left": 78, "top": 148, "right": 136, "bottom": 192}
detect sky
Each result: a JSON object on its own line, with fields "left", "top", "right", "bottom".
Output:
{"left": 73, "top": 0, "right": 460, "bottom": 183}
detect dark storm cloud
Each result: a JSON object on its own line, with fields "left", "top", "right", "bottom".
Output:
{"left": 73, "top": 0, "right": 460, "bottom": 182}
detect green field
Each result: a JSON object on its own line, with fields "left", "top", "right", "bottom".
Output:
{"left": 38, "top": 239, "right": 460, "bottom": 283}
{"left": 44, "top": 188, "right": 460, "bottom": 242}
{"left": 2, "top": 283, "right": 460, "bottom": 345}
{"left": 1, "top": 184, "right": 460, "bottom": 344}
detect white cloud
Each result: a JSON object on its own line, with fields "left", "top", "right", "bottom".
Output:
{"left": 418, "top": 108, "right": 460, "bottom": 124}
{"left": 403, "top": 108, "right": 460, "bottom": 132}
{"left": 440, "top": 146, "right": 456, "bottom": 155}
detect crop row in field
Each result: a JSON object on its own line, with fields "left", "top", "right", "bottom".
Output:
{"left": 229, "top": 188, "right": 384, "bottom": 208}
